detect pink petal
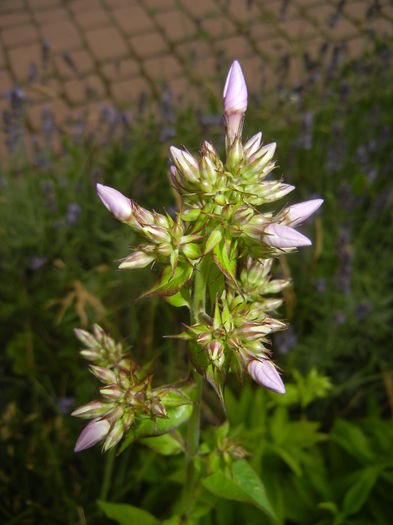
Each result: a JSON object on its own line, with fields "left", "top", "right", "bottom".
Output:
{"left": 264, "top": 223, "right": 311, "bottom": 248}
{"left": 247, "top": 359, "right": 286, "bottom": 394}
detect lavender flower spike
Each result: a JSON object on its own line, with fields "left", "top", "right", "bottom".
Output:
{"left": 264, "top": 223, "right": 311, "bottom": 249}
{"left": 223, "top": 60, "right": 248, "bottom": 143}
{"left": 96, "top": 183, "right": 132, "bottom": 222}
{"left": 247, "top": 359, "right": 286, "bottom": 394}
{"left": 74, "top": 418, "right": 110, "bottom": 452}
{"left": 283, "top": 198, "right": 324, "bottom": 226}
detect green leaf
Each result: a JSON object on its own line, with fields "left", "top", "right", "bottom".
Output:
{"left": 140, "top": 433, "right": 183, "bottom": 456}
{"left": 205, "top": 228, "right": 222, "bottom": 254}
{"left": 139, "top": 264, "right": 193, "bottom": 299}
{"left": 342, "top": 466, "right": 379, "bottom": 516}
{"left": 98, "top": 501, "right": 160, "bottom": 525}
{"left": 202, "top": 460, "right": 277, "bottom": 521}
{"left": 330, "top": 420, "right": 375, "bottom": 464}
{"left": 212, "top": 237, "right": 239, "bottom": 290}
{"left": 165, "top": 287, "right": 191, "bottom": 309}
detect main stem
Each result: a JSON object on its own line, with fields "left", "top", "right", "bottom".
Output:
{"left": 182, "top": 263, "right": 206, "bottom": 517}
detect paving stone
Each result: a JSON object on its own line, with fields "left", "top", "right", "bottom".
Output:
{"left": 143, "top": 55, "right": 182, "bottom": 81}
{"left": 226, "top": 0, "right": 263, "bottom": 22}
{"left": 130, "top": 31, "right": 167, "bottom": 58}
{"left": 250, "top": 22, "right": 278, "bottom": 43}
{"left": 2, "top": 24, "right": 39, "bottom": 47}
{"left": 8, "top": 43, "right": 55, "bottom": 81}
{"left": 216, "top": 35, "right": 252, "bottom": 58}
{"left": 111, "top": 76, "right": 150, "bottom": 103}
{"left": 156, "top": 10, "right": 197, "bottom": 42}
{"left": 238, "top": 55, "right": 264, "bottom": 93}
{"left": 102, "top": 0, "right": 137, "bottom": 8}
{"left": 201, "top": 15, "right": 235, "bottom": 39}
{"left": 65, "top": 75, "right": 106, "bottom": 105}
{"left": 175, "top": 40, "right": 212, "bottom": 63}
{"left": 40, "top": 20, "right": 82, "bottom": 52}
{"left": 32, "top": 6, "right": 70, "bottom": 24}
{"left": 0, "top": 12, "right": 31, "bottom": 28}
{"left": 143, "top": 0, "right": 176, "bottom": 12}
{"left": 113, "top": 5, "right": 154, "bottom": 34}
{"left": 68, "top": 0, "right": 102, "bottom": 14}
{"left": 86, "top": 26, "right": 128, "bottom": 61}
{"left": 55, "top": 49, "right": 95, "bottom": 79}
{"left": 75, "top": 9, "right": 110, "bottom": 30}
{"left": 27, "top": 0, "right": 60, "bottom": 9}
{"left": 280, "top": 18, "right": 319, "bottom": 41}
{"left": 101, "top": 58, "right": 140, "bottom": 81}
{"left": 178, "top": 0, "right": 218, "bottom": 19}
{"left": 0, "top": 0, "right": 26, "bottom": 13}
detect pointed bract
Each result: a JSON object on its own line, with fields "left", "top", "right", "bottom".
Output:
{"left": 263, "top": 223, "right": 312, "bottom": 248}
{"left": 96, "top": 183, "right": 132, "bottom": 221}
{"left": 247, "top": 359, "right": 286, "bottom": 394}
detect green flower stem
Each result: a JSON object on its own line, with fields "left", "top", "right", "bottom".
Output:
{"left": 183, "top": 262, "right": 207, "bottom": 516}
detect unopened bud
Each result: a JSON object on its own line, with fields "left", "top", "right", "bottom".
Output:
{"left": 170, "top": 146, "right": 200, "bottom": 183}
{"left": 102, "top": 420, "right": 124, "bottom": 451}
{"left": 263, "top": 279, "right": 291, "bottom": 294}
{"left": 74, "top": 418, "right": 111, "bottom": 452}
{"left": 281, "top": 199, "right": 323, "bottom": 226}
{"left": 119, "top": 251, "right": 155, "bottom": 270}
{"left": 206, "top": 340, "right": 225, "bottom": 368}
{"left": 89, "top": 365, "right": 117, "bottom": 384}
{"left": 247, "top": 359, "right": 286, "bottom": 394}
{"left": 244, "top": 132, "right": 262, "bottom": 159}
{"left": 263, "top": 223, "right": 311, "bottom": 249}
{"left": 100, "top": 384, "right": 123, "bottom": 400}
{"left": 223, "top": 60, "right": 248, "bottom": 143}
{"left": 96, "top": 183, "right": 132, "bottom": 222}
{"left": 71, "top": 400, "right": 111, "bottom": 419}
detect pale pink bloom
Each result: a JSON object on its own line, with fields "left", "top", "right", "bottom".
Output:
{"left": 96, "top": 183, "right": 131, "bottom": 221}
{"left": 263, "top": 223, "right": 311, "bottom": 249}
{"left": 223, "top": 60, "right": 248, "bottom": 141}
{"left": 223, "top": 60, "right": 248, "bottom": 115}
{"left": 74, "top": 418, "right": 110, "bottom": 452}
{"left": 283, "top": 199, "right": 323, "bottom": 226}
{"left": 247, "top": 359, "right": 286, "bottom": 394}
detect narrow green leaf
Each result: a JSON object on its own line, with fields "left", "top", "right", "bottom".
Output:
{"left": 205, "top": 228, "right": 222, "bottom": 254}
{"left": 342, "top": 467, "right": 379, "bottom": 516}
{"left": 202, "top": 460, "right": 277, "bottom": 521}
{"left": 98, "top": 501, "right": 160, "bottom": 525}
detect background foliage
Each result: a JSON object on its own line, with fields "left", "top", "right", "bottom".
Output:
{"left": 1, "top": 37, "right": 393, "bottom": 524}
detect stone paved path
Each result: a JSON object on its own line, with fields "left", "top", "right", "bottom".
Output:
{"left": 0, "top": 0, "right": 392, "bottom": 160}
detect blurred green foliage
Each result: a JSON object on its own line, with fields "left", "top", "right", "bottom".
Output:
{"left": 1, "top": 39, "right": 393, "bottom": 524}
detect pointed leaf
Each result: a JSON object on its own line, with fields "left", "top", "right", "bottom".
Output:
{"left": 139, "top": 264, "right": 193, "bottom": 299}
{"left": 140, "top": 433, "right": 183, "bottom": 456}
{"left": 97, "top": 501, "right": 160, "bottom": 525}
{"left": 202, "top": 460, "right": 277, "bottom": 521}
{"left": 342, "top": 467, "right": 380, "bottom": 517}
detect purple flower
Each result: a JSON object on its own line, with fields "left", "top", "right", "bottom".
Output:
{"left": 96, "top": 183, "right": 132, "bottom": 221}
{"left": 282, "top": 199, "right": 323, "bottom": 226}
{"left": 223, "top": 60, "right": 248, "bottom": 142}
{"left": 263, "top": 223, "right": 311, "bottom": 248}
{"left": 74, "top": 418, "right": 110, "bottom": 453}
{"left": 247, "top": 359, "right": 286, "bottom": 394}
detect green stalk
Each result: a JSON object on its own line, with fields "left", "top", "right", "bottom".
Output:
{"left": 182, "top": 262, "right": 207, "bottom": 517}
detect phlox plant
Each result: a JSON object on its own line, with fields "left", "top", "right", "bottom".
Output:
{"left": 72, "top": 60, "right": 323, "bottom": 522}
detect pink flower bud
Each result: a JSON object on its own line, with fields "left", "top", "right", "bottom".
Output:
{"left": 263, "top": 223, "right": 311, "bottom": 248}
{"left": 96, "top": 183, "right": 131, "bottom": 221}
{"left": 119, "top": 251, "right": 155, "bottom": 270}
{"left": 223, "top": 60, "right": 248, "bottom": 115}
{"left": 74, "top": 418, "right": 110, "bottom": 452}
{"left": 223, "top": 60, "right": 248, "bottom": 142}
{"left": 282, "top": 199, "right": 323, "bottom": 226}
{"left": 247, "top": 359, "right": 286, "bottom": 394}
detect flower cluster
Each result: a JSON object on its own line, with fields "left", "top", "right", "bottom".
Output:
{"left": 72, "top": 325, "right": 169, "bottom": 452}
{"left": 94, "top": 60, "right": 322, "bottom": 397}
